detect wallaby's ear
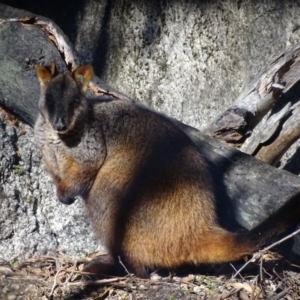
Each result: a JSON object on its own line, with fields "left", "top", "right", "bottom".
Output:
{"left": 36, "top": 63, "right": 56, "bottom": 86}
{"left": 73, "top": 65, "right": 93, "bottom": 92}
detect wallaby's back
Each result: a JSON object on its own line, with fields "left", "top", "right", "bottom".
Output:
{"left": 35, "top": 64, "right": 300, "bottom": 278}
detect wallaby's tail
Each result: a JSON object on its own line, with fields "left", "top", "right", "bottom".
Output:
{"left": 245, "top": 191, "right": 300, "bottom": 251}
{"left": 192, "top": 191, "right": 300, "bottom": 265}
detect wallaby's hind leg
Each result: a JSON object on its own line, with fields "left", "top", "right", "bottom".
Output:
{"left": 122, "top": 226, "right": 253, "bottom": 276}
{"left": 83, "top": 253, "right": 117, "bottom": 277}
{"left": 83, "top": 253, "right": 151, "bottom": 278}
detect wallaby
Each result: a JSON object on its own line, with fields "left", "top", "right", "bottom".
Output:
{"left": 35, "top": 64, "right": 300, "bottom": 278}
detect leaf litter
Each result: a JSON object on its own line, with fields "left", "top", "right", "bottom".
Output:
{"left": 0, "top": 250, "right": 300, "bottom": 300}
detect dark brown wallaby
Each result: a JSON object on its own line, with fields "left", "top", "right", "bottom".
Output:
{"left": 35, "top": 64, "right": 300, "bottom": 278}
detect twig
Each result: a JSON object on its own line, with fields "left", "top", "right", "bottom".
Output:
{"left": 290, "top": 263, "right": 300, "bottom": 269}
{"left": 263, "top": 227, "right": 300, "bottom": 252}
{"left": 118, "top": 256, "right": 134, "bottom": 277}
{"left": 232, "top": 252, "right": 261, "bottom": 279}
{"left": 251, "top": 280, "right": 262, "bottom": 300}
{"left": 259, "top": 257, "right": 263, "bottom": 282}
{"left": 221, "top": 287, "right": 243, "bottom": 299}
{"left": 96, "top": 286, "right": 114, "bottom": 299}
{"left": 64, "top": 260, "right": 78, "bottom": 284}
{"left": 49, "top": 268, "right": 62, "bottom": 297}
{"left": 266, "top": 287, "right": 290, "bottom": 300}
{"left": 272, "top": 268, "right": 284, "bottom": 281}
{"left": 261, "top": 265, "right": 273, "bottom": 280}
{"left": 232, "top": 227, "right": 300, "bottom": 279}
{"left": 230, "top": 263, "right": 245, "bottom": 280}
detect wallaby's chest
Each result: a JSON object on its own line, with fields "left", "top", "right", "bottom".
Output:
{"left": 35, "top": 116, "right": 106, "bottom": 170}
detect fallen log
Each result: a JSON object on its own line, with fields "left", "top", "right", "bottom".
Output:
{"left": 205, "top": 43, "right": 300, "bottom": 167}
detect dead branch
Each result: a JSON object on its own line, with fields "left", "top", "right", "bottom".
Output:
{"left": 232, "top": 227, "right": 300, "bottom": 279}
{"left": 245, "top": 102, "right": 300, "bottom": 165}
{"left": 205, "top": 43, "right": 300, "bottom": 155}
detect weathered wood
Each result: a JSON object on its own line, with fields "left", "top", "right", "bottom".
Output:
{"left": 250, "top": 103, "right": 300, "bottom": 165}
{"left": 205, "top": 43, "right": 300, "bottom": 153}
{"left": 241, "top": 79, "right": 300, "bottom": 165}
{"left": 242, "top": 102, "right": 292, "bottom": 156}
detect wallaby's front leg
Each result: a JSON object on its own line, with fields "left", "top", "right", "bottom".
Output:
{"left": 56, "top": 162, "right": 98, "bottom": 204}
{"left": 43, "top": 152, "right": 98, "bottom": 204}
{"left": 82, "top": 157, "right": 136, "bottom": 277}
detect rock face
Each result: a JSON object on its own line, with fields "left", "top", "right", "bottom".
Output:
{"left": 0, "top": 111, "right": 100, "bottom": 261}
{"left": 77, "top": 0, "right": 300, "bottom": 131}
{"left": 4, "top": 1, "right": 300, "bottom": 130}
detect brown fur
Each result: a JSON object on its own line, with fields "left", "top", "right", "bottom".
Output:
{"left": 35, "top": 64, "right": 300, "bottom": 278}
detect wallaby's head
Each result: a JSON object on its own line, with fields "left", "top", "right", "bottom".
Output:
{"left": 36, "top": 64, "right": 93, "bottom": 134}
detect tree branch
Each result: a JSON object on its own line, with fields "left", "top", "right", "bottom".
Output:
{"left": 205, "top": 43, "right": 300, "bottom": 153}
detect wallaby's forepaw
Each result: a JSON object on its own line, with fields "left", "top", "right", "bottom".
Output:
{"left": 57, "top": 193, "right": 76, "bottom": 205}
{"left": 60, "top": 197, "right": 76, "bottom": 205}
{"left": 56, "top": 186, "right": 76, "bottom": 205}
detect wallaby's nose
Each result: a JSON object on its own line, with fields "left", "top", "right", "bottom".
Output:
{"left": 54, "top": 118, "right": 66, "bottom": 132}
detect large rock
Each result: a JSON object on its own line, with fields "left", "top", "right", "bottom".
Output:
{"left": 0, "top": 111, "right": 99, "bottom": 261}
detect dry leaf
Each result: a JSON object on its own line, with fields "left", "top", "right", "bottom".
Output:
{"left": 0, "top": 266, "right": 14, "bottom": 276}
{"left": 181, "top": 274, "right": 195, "bottom": 283}
{"left": 227, "top": 282, "right": 263, "bottom": 299}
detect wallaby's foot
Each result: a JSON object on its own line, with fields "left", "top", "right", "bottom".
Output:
{"left": 83, "top": 254, "right": 151, "bottom": 279}
{"left": 128, "top": 262, "right": 151, "bottom": 279}
{"left": 83, "top": 254, "right": 117, "bottom": 278}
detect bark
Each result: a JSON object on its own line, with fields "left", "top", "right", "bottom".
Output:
{"left": 1, "top": 3, "right": 300, "bottom": 259}
{"left": 205, "top": 43, "right": 300, "bottom": 150}
{"left": 246, "top": 102, "right": 300, "bottom": 166}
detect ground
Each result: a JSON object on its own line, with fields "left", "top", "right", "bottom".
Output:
{"left": 0, "top": 251, "right": 299, "bottom": 300}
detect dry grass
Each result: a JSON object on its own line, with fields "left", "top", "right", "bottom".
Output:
{"left": 1, "top": 251, "right": 300, "bottom": 300}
